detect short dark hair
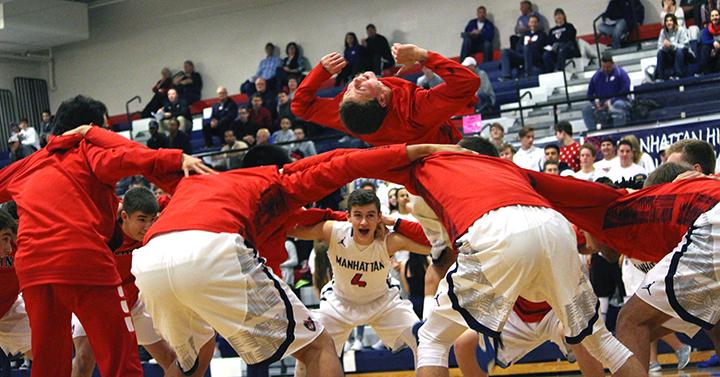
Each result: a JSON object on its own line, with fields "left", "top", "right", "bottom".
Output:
{"left": 19, "top": 118, "right": 28, "bottom": 124}
{"left": 122, "top": 187, "right": 159, "bottom": 216}
{"left": 359, "top": 181, "right": 377, "bottom": 191}
{"left": 490, "top": 123, "right": 504, "bottom": 132}
{"left": 600, "top": 136, "right": 614, "bottom": 145}
{"left": 242, "top": 145, "right": 291, "bottom": 168}
{"left": 184, "top": 60, "right": 194, "bottom": 67}
{"left": 617, "top": 139, "right": 634, "bottom": 150}
{"left": 0, "top": 202, "right": 17, "bottom": 220}
{"left": 643, "top": 162, "right": 694, "bottom": 188}
{"left": 52, "top": 95, "right": 108, "bottom": 135}
{"left": 366, "top": 23, "right": 376, "bottom": 30}
{"left": 42, "top": 109, "right": 51, "bottom": 115}
{"left": 347, "top": 189, "right": 381, "bottom": 212}
{"left": 580, "top": 143, "right": 597, "bottom": 156}
{"left": 500, "top": 143, "right": 515, "bottom": 153}
{"left": 544, "top": 160, "right": 559, "bottom": 169}
{"left": 528, "top": 14, "right": 539, "bottom": 22}
{"left": 251, "top": 94, "right": 264, "bottom": 103}
{"left": 265, "top": 42, "right": 275, "bottom": 50}
{"left": 477, "top": 5, "right": 486, "bottom": 11}
{"left": 339, "top": 100, "right": 388, "bottom": 135}
{"left": 0, "top": 208, "right": 17, "bottom": 235}
{"left": 666, "top": 139, "right": 716, "bottom": 174}
{"left": 521, "top": 0, "right": 532, "bottom": 6}
{"left": 601, "top": 54, "right": 614, "bottom": 64}
{"left": 553, "top": 121, "right": 572, "bottom": 135}
{"left": 554, "top": 8, "right": 566, "bottom": 16}
{"left": 458, "top": 136, "right": 500, "bottom": 157}
{"left": 544, "top": 144, "right": 560, "bottom": 153}
{"left": 518, "top": 127, "right": 534, "bottom": 138}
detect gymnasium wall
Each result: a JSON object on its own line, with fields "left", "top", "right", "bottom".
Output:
{"left": 44, "top": 0, "right": 663, "bottom": 114}
{"left": 0, "top": 59, "right": 47, "bottom": 94}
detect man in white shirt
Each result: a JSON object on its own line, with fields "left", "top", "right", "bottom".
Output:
{"left": 604, "top": 139, "right": 646, "bottom": 183}
{"left": 593, "top": 137, "right": 618, "bottom": 175}
{"left": 18, "top": 118, "right": 40, "bottom": 151}
{"left": 512, "top": 127, "right": 544, "bottom": 171}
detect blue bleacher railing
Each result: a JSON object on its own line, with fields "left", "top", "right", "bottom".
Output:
{"left": 125, "top": 95, "right": 141, "bottom": 141}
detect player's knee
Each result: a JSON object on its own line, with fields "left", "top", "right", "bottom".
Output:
{"left": 294, "top": 330, "right": 334, "bottom": 364}
{"left": 453, "top": 330, "right": 478, "bottom": 358}
{"left": 416, "top": 320, "right": 454, "bottom": 368}
{"left": 73, "top": 346, "right": 96, "bottom": 376}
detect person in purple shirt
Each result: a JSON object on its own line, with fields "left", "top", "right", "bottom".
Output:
{"left": 582, "top": 55, "right": 632, "bottom": 130}
{"left": 460, "top": 6, "right": 496, "bottom": 62}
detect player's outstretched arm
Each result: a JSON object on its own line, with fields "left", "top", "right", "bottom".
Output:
{"left": 288, "top": 221, "right": 334, "bottom": 242}
{"left": 290, "top": 53, "right": 346, "bottom": 131}
{"left": 386, "top": 233, "right": 432, "bottom": 257}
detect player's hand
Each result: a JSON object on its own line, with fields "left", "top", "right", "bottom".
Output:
{"left": 673, "top": 170, "right": 705, "bottom": 182}
{"left": 181, "top": 154, "right": 216, "bottom": 177}
{"left": 392, "top": 43, "right": 428, "bottom": 76}
{"left": 381, "top": 214, "right": 397, "bottom": 226}
{"left": 406, "top": 144, "right": 477, "bottom": 161}
{"left": 62, "top": 125, "right": 93, "bottom": 137}
{"left": 320, "top": 52, "right": 347, "bottom": 75}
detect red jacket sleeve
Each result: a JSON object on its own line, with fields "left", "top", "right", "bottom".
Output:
{"left": 284, "top": 208, "right": 348, "bottom": 230}
{"left": 83, "top": 141, "right": 183, "bottom": 187}
{"left": 411, "top": 51, "right": 481, "bottom": 128}
{"left": 393, "top": 218, "right": 431, "bottom": 246}
{"left": 290, "top": 64, "right": 345, "bottom": 132}
{"left": 282, "top": 148, "right": 357, "bottom": 174}
{"left": 281, "top": 144, "right": 411, "bottom": 209}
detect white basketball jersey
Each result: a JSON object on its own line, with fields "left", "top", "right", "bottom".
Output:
{"left": 328, "top": 222, "right": 393, "bottom": 304}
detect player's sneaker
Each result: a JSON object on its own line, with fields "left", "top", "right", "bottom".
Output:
{"left": 698, "top": 354, "right": 719, "bottom": 368}
{"left": 675, "top": 344, "right": 691, "bottom": 369}
{"left": 351, "top": 338, "right": 364, "bottom": 351}
{"left": 371, "top": 340, "right": 386, "bottom": 350}
{"left": 477, "top": 334, "right": 497, "bottom": 374}
{"left": 649, "top": 361, "right": 662, "bottom": 372}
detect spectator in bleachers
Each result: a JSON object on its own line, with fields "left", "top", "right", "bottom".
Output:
{"left": 213, "top": 129, "right": 248, "bottom": 170}
{"left": 489, "top": 122, "right": 505, "bottom": 147}
{"left": 253, "top": 77, "right": 278, "bottom": 118}
{"left": 38, "top": 109, "right": 53, "bottom": 147}
{"left": 173, "top": 60, "right": 203, "bottom": 105}
{"left": 256, "top": 42, "right": 282, "bottom": 88}
{"left": 276, "top": 91, "right": 294, "bottom": 122}
{"left": 248, "top": 94, "right": 273, "bottom": 131}
{"left": 594, "top": 137, "right": 618, "bottom": 175}
{"left": 292, "top": 127, "right": 317, "bottom": 157}
{"left": 511, "top": 1, "right": 547, "bottom": 49}
{"left": 234, "top": 107, "right": 260, "bottom": 146}
{"left": 17, "top": 118, "right": 40, "bottom": 151}
{"left": 597, "top": 0, "right": 638, "bottom": 49}
{"left": 699, "top": 0, "right": 720, "bottom": 29}
{"left": 544, "top": 144, "right": 571, "bottom": 171}
{"left": 572, "top": 143, "right": 600, "bottom": 181}
{"left": 582, "top": 55, "right": 631, "bottom": 130}
{"left": 460, "top": 6, "right": 496, "bottom": 62}
{"left": 277, "top": 42, "right": 310, "bottom": 89}
{"left": 604, "top": 139, "right": 647, "bottom": 182}
{"left": 145, "top": 120, "right": 168, "bottom": 150}
{"left": 543, "top": 8, "right": 580, "bottom": 73}
{"left": 662, "top": 0, "right": 701, "bottom": 39}
{"left": 141, "top": 67, "right": 174, "bottom": 118}
{"left": 255, "top": 128, "right": 271, "bottom": 146}
{"left": 555, "top": 121, "right": 580, "bottom": 171}
{"left": 500, "top": 15, "right": 547, "bottom": 80}
{"left": 655, "top": 13, "right": 691, "bottom": 80}
{"left": 336, "top": 32, "right": 363, "bottom": 87}
{"left": 159, "top": 88, "right": 191, "bottom": 133}
{"left": 271, "top": 117, "right": 297, "bottom": 148}
{"left": 543, "top": 160, "right": 560, "bottom": 175}
{"left": 700, "top": 9, "right": 720, "bottom": 73}
{"left": 461, "top": 57, "right": 495, "bottom": 112}
{"left": 288, "top": 77, "right": 299, "bottom": 100}
{"left": 513, "top": 127, "right": 544, "bottom": 171}
{"left": 202, "top": 86, "right": 238, "bottom": 148}
{"left": 416, "top": 66, "right": 444, "bottom": 89}
{"left": 360, "top": 24, "right": 395, "bottom": 74}
{"left": 8, "top": 134, "right": 34, "bottom": 163}
{"left": 499, "top": 144, "right": 515, "bottom": 161}
{"left": 166, "top": 118, "right": 192, "bottom": 154}
{"left": 623, "top": 134, "right": 656, "bottom": 173}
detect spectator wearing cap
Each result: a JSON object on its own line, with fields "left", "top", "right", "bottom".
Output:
{"left": 8, "top": 134, "right": 35, "bottom": 163}
{"left": 460, "top": 5, "right": 496, "bottom": 62}
{"left": 461, "top": 57, "right": 495, "bottom": 113}
{"left": 594, "top": 137, "right": 618, "bottom": 174}
{"left": 146, "top": 121, "right": 169, "bottom": 150}
{"left": 291, "top": 127, "right": 317, "bottom": 157}
{"left": 513, "top": 127, "right": 545, "bottom": 171}
{"left": 500, "top": 14, "right": 547, "bottom": 80}
{"left": 543, "top": 8, "right": 580, "bottom": 73}
{"left": 499, "top": 144, "right": 515, "bottom": 161}
{"left": 554, "top": 121, "right": 580, "bottom": 171}
{"left": 572, "top": 143, "right": 600, "bottom": 181}
{"left": 489, "top": 123, "right": 504, "bottom": 147}
{"left": 582, "top": 54, "right": 632, "bottom": 130}
{"left": 604, "top": 139, "right": 647, "bottom": 183}
{"left": 17, "top": 118, "right": 40, "bottom": 151}
{"left": 416, "top": 66, "right": 444, "bottom": 89}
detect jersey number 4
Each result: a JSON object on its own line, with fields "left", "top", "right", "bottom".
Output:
{"left": 351, "top": 273, "right": 367, "bottom": 288}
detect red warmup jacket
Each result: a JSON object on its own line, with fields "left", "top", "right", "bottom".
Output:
{"left": 145, "top": 145, "right": 412, "bottom": 273}
{"left": 0, "top": 127, "right": 183, "bottom": 290}
{"left": 526, "top": 172, "right": 720, "bottom": 263}
{"left": 110, "top": 228, "right": 142, "bottom": 308}
{"left": 291, "top": 51, "right": 479, "bottom": 146}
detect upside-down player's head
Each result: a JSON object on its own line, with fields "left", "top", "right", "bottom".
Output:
{"left": 53, "top": 95, "right": 108, "bottom": 136}
{"left": 339, "top": 72, "right": 390, "bottom": 135}
{"left": 241, "top": 144, "right": 292, "bottom": 169}
{"left": 121, "top": 187, "right": 159, "bottom": 242}
{"left": 346, "top": 189, "right": 382, "bottom": 246}
{"left": 643, "top": 162, "right": 694, "bottom": 188}
{"left": 457, "top": 136, "right": 500, "bottom": 157}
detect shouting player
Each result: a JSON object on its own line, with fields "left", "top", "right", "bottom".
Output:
{"left": 292, "top": 44, "right": 478, "bottom": 145}
{"left": 289, "top": 189, "right": 431, "bottom": 375}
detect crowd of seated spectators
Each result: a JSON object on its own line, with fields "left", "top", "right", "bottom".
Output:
{"left": 6, "top": 111, "right": 53, "bottom": 163}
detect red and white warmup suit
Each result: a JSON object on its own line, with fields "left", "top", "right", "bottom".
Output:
{"left": 291, "top": 51, "right": 479, "bottom": 146}
{"left": 0, "top": 127, "right": 183, "bottom": 377}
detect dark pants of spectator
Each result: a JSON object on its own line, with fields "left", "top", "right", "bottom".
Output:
{"left": 141, "top": 92, "right": 167, "bottom": 118}
{"left": 542, "top": 43, "right": 580, "bottom": 72}
{"left": 181, "top": 91, "right": 201, "bottom": 105}
{"left": 509, "top": 35, "right": 521, "bottom": 50}
{"left": 501, "top": 47, "right": 541, "bottom": 78}
{"left": 700, "top": 45, "right": 720, "bottom": 74}
{"left": 461, "top": 37, "right": 494, "bottom": 62}
{"left": 202, "top": 120, "right": 229, "bottom": 148}
{"left": 597, "top": 19, "right": 628, "bottom": 49}
{"left": 656, "top": 47, "right": 688, "bottom": 80}
{"left": 476, "top": 92, "right": 494, "bottom": 114}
